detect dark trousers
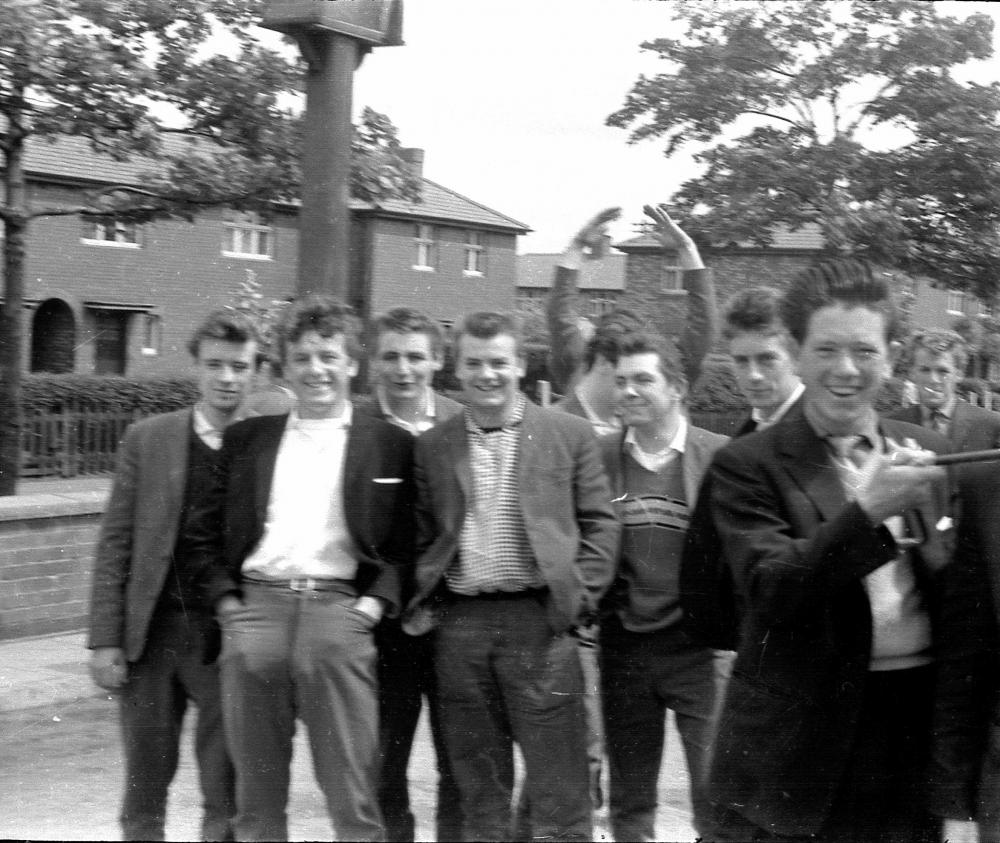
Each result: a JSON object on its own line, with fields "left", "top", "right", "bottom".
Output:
{"left": 118, "top": 607, "right": 235, "bottom": 841}
{"left": 376, "top": 620, "right": 462, "bottom": 842}
{"left": 219, "top": 582, "right": 383, "bottom": 842}
{"left": 600, "top": 619, "right": 722, "bottom": 842}
{"left": 710, "top": 665, "right": 940, "bottom": 843}
{"left": 434, "top": 592, "right": 592, "bottom": 841}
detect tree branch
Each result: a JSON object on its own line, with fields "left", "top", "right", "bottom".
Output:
{"left": 730, "top": 55, "right": 798, "bottom": 79}
{"left": 744, "top": 109, "right": 811, "bottom": 133}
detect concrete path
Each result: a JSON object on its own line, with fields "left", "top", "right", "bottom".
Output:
{"left": 0, "top": 631, "right": 698, "bottom": 841}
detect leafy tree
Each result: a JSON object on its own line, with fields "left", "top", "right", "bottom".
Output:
{"left": 0, "top": 0, "right": 420, "bottom": 494}
{"left": 608, "top": 0, "right": 1000, "bottom": 298}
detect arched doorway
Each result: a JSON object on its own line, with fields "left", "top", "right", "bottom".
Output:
{"left": 31, "top": 299, "right": 76, "bottom": 373}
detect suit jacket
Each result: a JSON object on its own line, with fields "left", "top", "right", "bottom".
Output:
{"left": 681, "top": 397, "right": 803, "bottom": 650}
{"left": 88, "top": 409, "right": 197, "bottom": 662}
{"left": 409, "top": 398, "right": 620, "bottom": 633}
{"left": 187, "top": 411, "right": 415, "bottom": 615}
{"left": 891, "top": 400, "right": 1000, "bottom": 824}
{"left": 703, "top": 411, "right": 991, "bottom": 834}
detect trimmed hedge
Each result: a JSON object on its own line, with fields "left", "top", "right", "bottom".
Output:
{"left": 21, "top": 374, "right": 199, "bottom": 414}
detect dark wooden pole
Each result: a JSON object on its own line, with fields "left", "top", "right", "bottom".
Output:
{"left": 297, "top": 31, "right": 360, "bottom": 297}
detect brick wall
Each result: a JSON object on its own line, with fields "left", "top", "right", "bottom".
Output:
{"left": 0, "top": 493, "right": 105, "bottom": 640}
{"left": 367, "top": 217, "right": 517, "bottom": 323}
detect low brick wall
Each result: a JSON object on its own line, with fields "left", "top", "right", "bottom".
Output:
{"left": 0, "top": 490, "right": 107, "bottom": 640}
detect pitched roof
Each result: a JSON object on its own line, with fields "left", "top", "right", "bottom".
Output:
{"left": 17, "top": 132, "right": 530, "bottom": 233}
{"left": 614, "top": 221, "right": 824, "bottom": 252}
{"left": 517, "top": 252, "right": 627, "bottom": 291}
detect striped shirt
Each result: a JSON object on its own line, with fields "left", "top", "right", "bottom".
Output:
{"left": 447, "top": 394, "right": 543, "bottom": 594}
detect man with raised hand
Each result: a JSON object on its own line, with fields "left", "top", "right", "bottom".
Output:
{"left": 547, "top": 203, "right": 717, "bottom": 415}
{"left": 409, "top": 311, "right": 619, "bottom": 841}
{"left": 189, "top": 295, "right": 415, "bottom": 842}
{"left": 697, "top": 260, "right": 991, "bottom": 842}
{"left": 356, "top": 306, "right": 463, "bottom": 842}
{"left": 598, "top": 331, "right": 729, "bottom": 841}
{"left": 88, "top": 309, "right": 260, "bottom": 841}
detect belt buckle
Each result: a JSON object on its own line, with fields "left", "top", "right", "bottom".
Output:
{"left": 288, "top": 577, "right": 317, "bottom": 592}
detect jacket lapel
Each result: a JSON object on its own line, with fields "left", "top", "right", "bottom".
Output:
{"left": 778, "top": 414, "right": 849, "bottom": 522}
{"left": 254, "top": 415, "right": 287, "bottom": 524}
{"left": 949, "top": 400, "right": 973, "bottom": 450}
{"left": 163, "top": 410, "right": 192, "bottom": 531}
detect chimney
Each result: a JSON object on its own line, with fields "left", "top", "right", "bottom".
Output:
{"left": 400, "top": 147, "right": 424, "bottom": 179}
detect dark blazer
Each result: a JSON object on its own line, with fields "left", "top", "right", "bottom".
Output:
{"left": 89, "top": 409, "right": 197, "bottom": 662}
{"left": 409, "top": 398, "right": 620, "bottom": 634}
{"left": 187, "top": 411, "right": 415, "bottom": 615}
{"left": 891, "top": 400, "right": 1000, "bottom": 826}
{"left": 702, "top": 411, "right": 992, "bottom": 835}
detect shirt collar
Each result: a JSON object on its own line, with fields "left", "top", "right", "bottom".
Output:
{"left": 288, "top": 403, "right": 353, "bottom": 429}
{"left": 192, "top": 405, "right": 224, "bottom": 450}
{"left": 803, "top": 402, "right": 880, "bottom": 450}
{"left": 376, "top": 384, "right": 436, "bottom": 425}
{"left": 920, "top": 397, "right": 955, "bottom": 424}
{"left": 624, "top": 415, "right": 688, "bottom": 456}
{"left": 464, "top": 393, "right": 527, "bottom": 434}
{"left": 751, "top": 382, "right": 804, "bottom": 428}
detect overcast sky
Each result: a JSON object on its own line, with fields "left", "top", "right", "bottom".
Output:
{"left": 348, "top": 0, "right": 1000, "bottom": 254}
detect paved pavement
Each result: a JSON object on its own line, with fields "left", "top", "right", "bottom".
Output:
{"left": 2, "top": 476, "right": 698, "bottom": 841}
{"left": 0, "top": 627, "right": 699, "bottom": 841}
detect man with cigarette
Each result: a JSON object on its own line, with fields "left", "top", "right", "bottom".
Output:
{"left": 694, "top": 261, "right": 992, "bottom": 841}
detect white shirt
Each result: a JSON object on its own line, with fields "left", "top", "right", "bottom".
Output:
{"left": 624, "top": 416, "right": 688, "bottom": 473}
{"left": 192, "top": 406, "right": 224, "bottom": 451}
{"left": 751, "top": 382, "right": 804, "bottom": 431}
{"left": 241, "top": 406, "right": 358, "bottom": 580}
{"left": 376, "top": 384, "right": 437, "bottom": 436}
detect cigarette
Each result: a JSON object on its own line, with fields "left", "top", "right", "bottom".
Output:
{"left": 932, "top": 449, "right": 1000, "bottom": 466}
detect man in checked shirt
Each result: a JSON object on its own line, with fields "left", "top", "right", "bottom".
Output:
{"left": 406, "top": 311, "right": 620, "bottom": 841}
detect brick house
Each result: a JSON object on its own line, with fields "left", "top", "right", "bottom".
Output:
{"left": 1, "top": 137, "right": 529, "bottom": 376}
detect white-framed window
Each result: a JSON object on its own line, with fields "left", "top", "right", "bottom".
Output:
{"left": 141, "top": 314, "right": 162, "bottom": 356}
{"left": 223, "top": 210, "right": 274, "bottom": 260}
{"left": 662, "top": 264, "right": 682, "bottom": 292}
{"left": 82, "top": 216, "right": 140, "bottom": 248}
{"left": 589, "top": 296, "right": 618, "bottom": 317}
{"left": 464, "top": 230, "right": 485, "bottom": 275}
{"left": 413, "top": 223, "right": 436, "bottom": 271}
{"left": 946, "top": 289, "right": 965, "bottom": 315}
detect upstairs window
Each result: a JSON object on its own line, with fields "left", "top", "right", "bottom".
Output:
{"left": 946, "top": 290, "right": 964, "bottom": 314}
{"left": 223, "top": 210, "right": 274, "bottom": 260}
{"left": 82, "top": 216, "right": 140, "bottom": 248}
{"left": 414, "top": 223, "right": 436, "bottom": 270}
{"left": 662, "top": 263, "right": 682, "bottom": 292}
{"left": 464, "top": 230, "right": 485, "bottom": 275}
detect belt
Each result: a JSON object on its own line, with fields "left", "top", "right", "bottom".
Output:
{"left": 447, "top": 587, "right": 547, "bottom": 601}
{"left": 243, "top": 576, "right": 354, "bottom": 593}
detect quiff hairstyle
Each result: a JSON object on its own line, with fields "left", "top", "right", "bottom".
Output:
{"left": 187, "top": 309, "right": 260, "bottom": 358}
{"left": 454, "top": 311, "right": 524, "bottom": 357}
{"left": 369, "top": 307, "right": 445, "bottom": 357}
{"left": 276, "top": 295, "right": 362, "bottom": 361}
{"left": 779, "top": 259, "right": 900, "bottom": 344}
{"left": 617, "top": 331, "right": 688, "bottom": 392}
{"left": 909, "top": 328, "right": 969, "bottom": 373}
{"left": 722, "top": 287, "right": 791, "bottom": 343}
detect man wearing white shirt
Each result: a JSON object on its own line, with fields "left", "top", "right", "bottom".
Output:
{"left": 189, "top": 296, "right": 415, "bottom": 842}
{"left": 597, "top": 332, "right": 729, "bottom": 842}
{"left": 722, "top": 286, "right": 803, "bottom": 434}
